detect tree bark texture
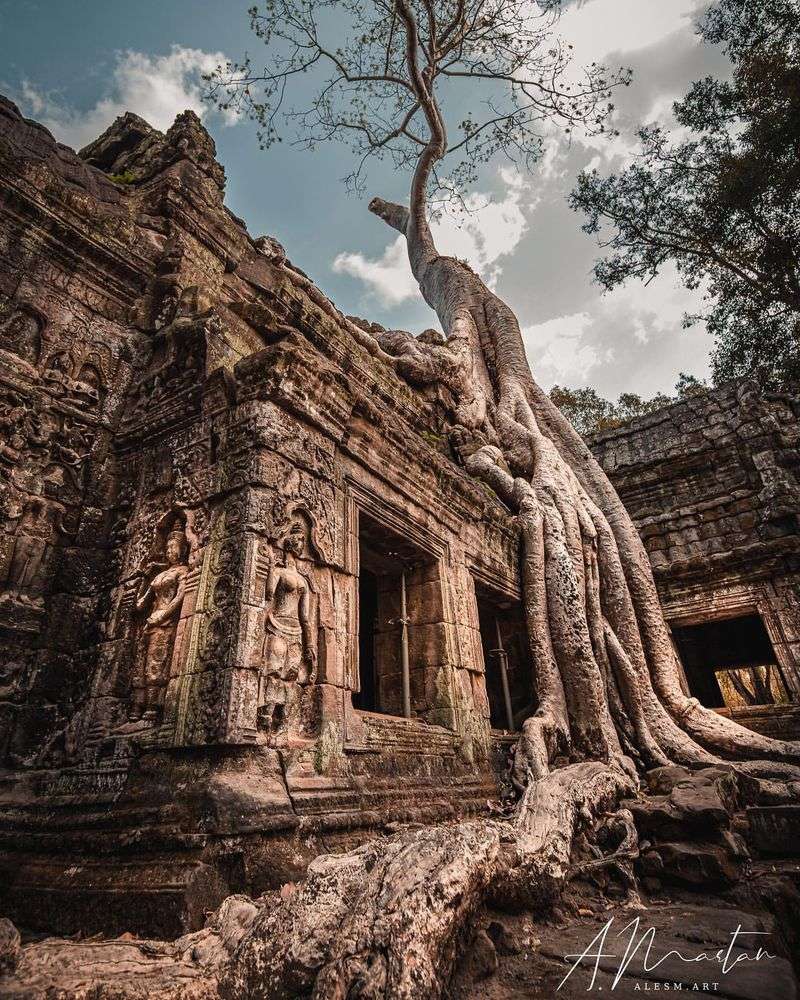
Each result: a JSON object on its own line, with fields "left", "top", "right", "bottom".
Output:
{"left": 2, "top": 761, "right": 640, "bottom": 999}
{"left": 366, "top": 180, "right": 800, "bottom": 784}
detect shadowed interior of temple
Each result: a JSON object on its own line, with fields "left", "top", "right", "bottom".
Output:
{"left": 672, "top": 613, "right": 788, "bottom": 708}
{"left": 474, "top": 584, "right": 534, "bottom": 731}
{"left": 354, "top": 512, "right": 437, "bottom": 717}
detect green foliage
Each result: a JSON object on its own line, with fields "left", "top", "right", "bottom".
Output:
{"left": 550, "top": 373, "right": 707, "bottom": 436}
{"left": 108, "top": 170, "right": 136, "bottom": 185}
{"left": 570, "top": 0, "right": 800, "bottom": 391}
{"left": 420, "top": 429, "right": 446, "bottom": 451}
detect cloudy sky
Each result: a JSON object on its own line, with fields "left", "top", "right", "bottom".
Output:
{"left": 0, "top": 0, "right": 729, "bottom": 399}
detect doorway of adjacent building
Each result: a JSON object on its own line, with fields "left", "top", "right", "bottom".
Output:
{"left": 670, "top": 612, "right": 789, "bottom": 709}
{"left": 474, "top": 583, "right": 534, "bottom": 730}
{"left": 353, "top": 511, "right": 439, "bottom": 718}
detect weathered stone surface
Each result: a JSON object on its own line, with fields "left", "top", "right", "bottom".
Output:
{"left": 533, "top": 903, "right": 798, "bottom": 1000}
{"left": 634, "top": 765, "right": 744, "bottom": 836}
{"left": 1, "top": 770, "right": 797, "bottom": 998}
{"left": 0, "top": 757, "right": 639, "bottom": 999}
{"left": 0, "top": 95, "right": 516, "bottom": 933}
{"left": 0, "top": 917, "right": 20, "bottom": 974}
{"left": 630, "top": 767, "right": 752, "bottom": 888}
{"left": 591, "top": 385, "right": 800, "bottom": 732}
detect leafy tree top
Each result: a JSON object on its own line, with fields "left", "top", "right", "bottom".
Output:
{"left": 570, "top": 0, "right": 800, "bottom": 391}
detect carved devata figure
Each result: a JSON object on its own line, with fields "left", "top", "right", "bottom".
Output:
{"left": 258, "top": 518, "right": 317, "bottom": 736}
{"left": 131, "top": 523, "right": 189, "bottom": 722}
{"left": 0, "top": 307, "right": 41, "bottom": 367}
{"left": 0, "top": 494, "right": 72, "bottom": 607}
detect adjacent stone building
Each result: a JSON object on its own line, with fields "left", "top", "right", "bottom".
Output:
{"left": 591, "top": 384, "right": 800, "bottom": 735}
{"left": 0, "top": 96, "right": 797, "bottom": 937}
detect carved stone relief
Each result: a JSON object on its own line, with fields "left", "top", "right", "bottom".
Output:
{"left": 0, "top": 390, "right": 49, "bottom": 472}
{"left": 0, "top": 489, "right": 78, "bottom": 611}
{"left": 129, "top": 518, "right": 189, "bottom": 722}
{"left": 40, "top": 341, "right": 109, "bottom": 411}
{"left": 0, "top": 378, "right": 96, "bottom": 625}
{"left": 257, "top": 519, "right": 317, "bottom": 736}
{"left": 0, "top": 306, "right": 42, "bottom": 367}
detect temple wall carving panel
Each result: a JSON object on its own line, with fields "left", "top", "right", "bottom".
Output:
{"left": 0, "top": 96, "right": 519, "bottom": 932}
{"left": 2, "top": 93, "right": 796, "bottom": 936}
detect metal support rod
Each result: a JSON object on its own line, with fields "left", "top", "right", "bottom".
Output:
{"left": 772, "top": 659, "right": 795, "bottom": 704}
{"left": 400, "top": 570, "right": 411, "bottom": 719}
{"left": 494, "top": 617, "right": 515, "bottom": 731}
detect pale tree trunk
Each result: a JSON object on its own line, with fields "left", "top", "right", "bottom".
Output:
{"left": 367, "top": 172, "right": 800, "bottom": 783}
{"left": 8, "top": 110, "right": 800, "bottom": 1000}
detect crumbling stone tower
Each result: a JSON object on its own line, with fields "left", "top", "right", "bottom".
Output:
{"left": 0, "top": 98, "right": 526, "bottom": 934}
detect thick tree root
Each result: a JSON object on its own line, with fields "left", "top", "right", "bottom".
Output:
{"left": 500, "top": 758, "right": 638, "bottom": 911}
{"left": 369, "top": 186, "right": 800, "bottom": 781}
{"left": 222, "top": 821, "right": 501, "bottom": 1000}
{"left": 1, "top": 763, "right": 639, "bottom": 999}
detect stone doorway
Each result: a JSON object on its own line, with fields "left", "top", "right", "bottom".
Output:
{"left": 474, "top": 583, "right": 534, "bottom": 731}
{"left": 671, "top": 612, "right": 790, "bottom": 709}
{"left": 353, "top": 511, "right": 441, "bottom": 718}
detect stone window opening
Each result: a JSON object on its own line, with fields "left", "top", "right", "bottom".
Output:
{"left": 474, "top": 583, "right": 534, "bottom": 732}
{"left": 353, "top": 511, "right": 439, "bottom": 720}
{"left": 671, "top": 612, "right": 791, "bottom": 710}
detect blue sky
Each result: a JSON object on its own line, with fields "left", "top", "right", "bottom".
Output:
{"left": 0, "top": 0, "right": 729, "bottom": 398}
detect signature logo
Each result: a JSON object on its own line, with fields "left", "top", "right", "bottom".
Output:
{"left": 558, "top": 916, "right": 776, "bottom": 993}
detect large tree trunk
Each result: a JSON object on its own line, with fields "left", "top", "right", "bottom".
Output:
{"left": 367, "top": 190, "right": 800, "bottom": 784}
{"left": 2, "top": 759, "right": 639, "bottom": 999}
{"left": 7, "top": 136, "right": 800, "bottom": 1000}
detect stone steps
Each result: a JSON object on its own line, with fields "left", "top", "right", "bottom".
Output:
{"left": 747, "top": 804, "right": 800, "bottom": 856}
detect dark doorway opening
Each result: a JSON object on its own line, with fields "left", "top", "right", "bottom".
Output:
{"left": 474, "top": 583, "right": 533, "bottom": 730}
{"left": 671, "top": 613, "right": 788, "bottom": 709}
{"left": 355, "top": 566, "right": 379, "bottom": 712}
{"left": 353, "top": 512, "right": 439, "bottom": 717}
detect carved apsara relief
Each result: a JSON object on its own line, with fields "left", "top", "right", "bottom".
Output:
{"left": 129, "top": 518, "right": 189, "bottom": 722}
{"left": 122, "top": 295, "right": 209, "bottom": 432}
{"left": 0, "top": 306, "right": 42, "bottom": 367}
{"left": 0, "top": 493, "right": 76, "bottom": 608}
{"left": 258, "top": 516, "right": 318, "bottom": 735}
{"left": 256, "top": 507, "right": 321, "bottom": 739}
{"left": 0, "top": 385, "right": 90, "bottom": 616}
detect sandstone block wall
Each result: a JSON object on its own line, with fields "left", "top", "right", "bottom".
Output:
{"left": 590, "top": 382, "right": 800, "bottom": 703}
{"left": 0, "top": 97, "right": 526, "bottom": 933}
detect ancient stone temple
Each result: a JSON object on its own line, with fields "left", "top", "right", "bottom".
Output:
{"left": 0, "top": 97, "right": 525, "bottom": 935}
{"left": 1, "top": 95, "right": 798, "bottom": 955}
{"left": 591, "top": 386, "right": 800, "bottom": 738}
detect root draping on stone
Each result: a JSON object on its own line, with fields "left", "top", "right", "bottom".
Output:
{"left": 2, "top": 759, "right": 640, "bottom": 999}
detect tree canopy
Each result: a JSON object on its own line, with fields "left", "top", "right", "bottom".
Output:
{"left": 549, "top": 374, "right": 706, "bottom": 437}
{"left": 570, "top": 0, "right": 800, "bottom": 391}
{"left": 206, "top": 0, "right": 628, "bottom": 204}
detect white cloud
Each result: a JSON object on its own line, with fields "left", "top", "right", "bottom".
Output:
{"left": 18, "top": 45, "right": 235, "bottom": 150}
{"left": 560, "top": 0, "right": 702, "bottom": 62}
{"left": 332, "top": 236, "right": 420, "bottom": 307}
{"left": 332, "top": 168, "right": 529, "bottom": 307}
{"left": 522, "top": 266, "right": 711, "bottom": 397}
{"left": 548, "top": 0, "right": 708, "bottom": 166}
{"left": 521, "top": 310, "right": 603, "bottom": 383}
